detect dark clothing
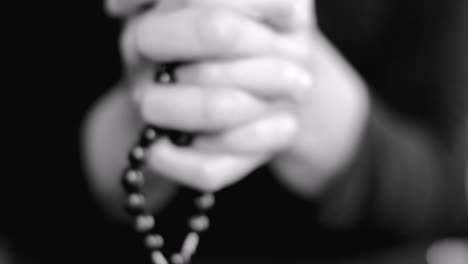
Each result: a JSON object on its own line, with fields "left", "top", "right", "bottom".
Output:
{"left": 3, "top": 0, "right": 467, "bottom": 263}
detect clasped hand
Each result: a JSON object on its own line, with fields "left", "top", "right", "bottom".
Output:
{"left": 108, "top": 0, "right": 369, "bottom": 196}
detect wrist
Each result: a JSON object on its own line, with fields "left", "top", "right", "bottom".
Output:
{"left": 271, "top": 32, "right": 370, "bottom": 199}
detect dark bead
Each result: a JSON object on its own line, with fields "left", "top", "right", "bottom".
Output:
{"left": 194, "top": 193, "right": 215, "bottom": 211}
{"left": 151, "top": 251, "right": 169, "bottom": 264}
{"left": 154, "top": 64, "right": 177, "bottom": 84}
{"left": 144, "top": 234, "right": 164, "bottom": 250}
{"left": 125, "top": 193, "right": 146, "bottom": 216}
{"left": 167, "top": 130, "right": 194, "bottom": 147}
{"left": 121, "top": 169, "right": 145, "bottom": 193}
{"left": 188, "top": 214, "right": 210, "bottom": 232}
{"left": 129, "top": 146, "right": 146, "bottom": 168}
{"left": 181, "top": 232, "right": 199, "bottom": 259}
{"left": 135, "top": 214, "right": 155, "bottom": 233}
{"left": 139, "top": 126, "right": 159, "bottom": 147}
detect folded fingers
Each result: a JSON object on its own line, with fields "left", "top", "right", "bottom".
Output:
{"left": 147, "top": 138, "right": 269, "bottom": 192}
{"left": 138, "top": 82, "right": 269, "bottom": 131}
{"left": 107, "top": 0, "right": 311, "bottom": 31}
{"left": 134, "top": 7, "right": 280, "bottom": 62}
{"left": 176, "top": 57, "right": 313, "bottom": 101}
{"left": 193, "top": 112, "right": 298, "bottom": 155}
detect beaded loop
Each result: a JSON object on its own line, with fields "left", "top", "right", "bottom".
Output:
{"left": 188, "top": 215, "right": 210, "bottom": 232}
{"left": 121, "top": 64, "right": 215, "bottom": 264}
{"left": 139, "top": 126, "right": 159, "bottom": 147}
{"left": 181, "top": 232, "right": 200, "bottom": 258}
{"left": 145, "top": 234, "right": 165, "bottom": 250}
{"left": 122, "top": 169, "right": 145, "bottom": 193}
{"left": 152, "top": 251, "right": 169, "bottom": 264}
{"left": 135, "top": 214, "right": 156, "bottom": 233}
{"left": 129, "top": 146, "right": 146, "bottom": 169}
{"left": 195, "top": 193, "right": 215, "bottom": 210}
{"left": 125, "top": 193, "right": 146, "bottom": 215}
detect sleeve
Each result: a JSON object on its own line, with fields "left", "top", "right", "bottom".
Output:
{"left": 317, "top": 0, "right": 468, "bottom": 237}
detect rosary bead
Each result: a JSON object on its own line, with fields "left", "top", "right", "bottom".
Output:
{"left": 159, "top": 72, "right": 172, "bottom": 84}
{"left": 122, "top": 90, "right": 214, "bottom": 264}
{"left": 151, "top": 251, "right": 169, "bottom": 264}
{"left": 194, "top": 193, "right": 215, "bottom": 211}
{"left": 171, "top": 253, "right": 187, "bottom": 264}
{"left": 125, "top": 193, "right": 146, "bottom": 215}
{"left": 122, "top": 169, "right": 145, "bottom": 193}
{"left": 129, "top": 146, "right": 146, "bottom": 168}
{"left": 135, "top": 214, "right": 155, "bottom": 233}
{"left": 188, "top": 215, "right": 210, "bottom": 232}
{"left": 145, "top": 234, "right": 165, "bottom": 250}
{"left": 139, "top": 126, "right": 159, "bottom": 147}
{"left": 181, "top": 232, "right": 200, "bottom": 259}
{"left": 154, "top": 64, "right": 177, "bottom": 84}
{"left": 154, "top": 63, "right": 196, "bottom": 150}
{"left": 168, "top": 131, "right": 194, "bottom": 147}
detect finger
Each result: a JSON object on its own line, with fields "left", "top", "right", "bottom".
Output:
{"left": 186, "top": 0, "right": 312, "bottom": 31}
{"left": 147, "top": 139, "right": 269, "bottom": 192}
{"left": 176, "top": 57, "right": 313, "bottom": 101}
{"left": 193, "top": 112, "right": 298, "bottom": 155}
{"left": 134, "top": 7, "right": 283, "bottom": 62}
{"left": 138, "top": 83, "right": 269, "bottom": 131}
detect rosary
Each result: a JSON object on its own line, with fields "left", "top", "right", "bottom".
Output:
{"left": 121, "top": 64, "right": 213, "bottom": 264}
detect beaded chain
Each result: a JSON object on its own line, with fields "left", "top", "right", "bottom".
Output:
{"left": 121, "top": 64, "right": 215, "bottom": 264}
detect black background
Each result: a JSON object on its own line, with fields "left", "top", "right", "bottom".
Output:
{"left": 2, "top": 1, "right": 466, "bottom": 263}
{"left": 2, "top": 1, "right": 134, "bottom": 263}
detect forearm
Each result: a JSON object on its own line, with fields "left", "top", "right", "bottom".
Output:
{"left": 319, "top": 102, "right": 468, "bottom": 236}
{"left": 270, "top": 32, "right": 371, "bottom": 200}
{"left": 81, "top": 85, "right": 176, "bottom": 218}
{"left": 268, "top": 25, "right": 468, "bottom": 236}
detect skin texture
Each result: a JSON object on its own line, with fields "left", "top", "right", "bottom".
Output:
{"left": 83, "top": 0, "right": 369, "bottom": 215}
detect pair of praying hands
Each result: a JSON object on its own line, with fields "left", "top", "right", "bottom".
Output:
{"left": 105, "top": 0, "right": 369, "bottom": 197}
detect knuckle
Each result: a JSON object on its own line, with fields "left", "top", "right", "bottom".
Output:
{"left": 275, "top": 61, "right": 311, "bottom": 99}
{"left": 251, "top": 119, "right": 274, "bottom": 141}
{"left": 255, "top": 115, "right": 298, "bottom": 149}
{"left": 203, "top": 90, "right": 233, "bottom": 128}
{"left": 197, "top": 8, "right": 239, "bottom": 52}
{"left": 277, "top": 114, "right": 299, "bottom": 139}
{"left": 276, "top": 61, "right": 299, "bottom": 85}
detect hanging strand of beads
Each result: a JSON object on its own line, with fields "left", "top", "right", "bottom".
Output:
{"left": 121, "top": 63, "right": 215, "bottom": 264}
